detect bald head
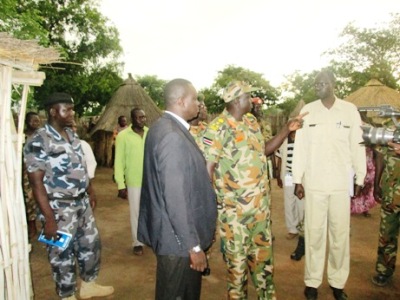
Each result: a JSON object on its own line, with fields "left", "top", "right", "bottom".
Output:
{"left": 164, "top": 78, "right": 193, "bottom": 109}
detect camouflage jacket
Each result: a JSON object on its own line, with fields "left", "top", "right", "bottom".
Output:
{"left": 189, "top": 121, "right": 208, "bottom": 153}
{"left": 202, "top": 109, "right": 269, "bottom": 202}
{"left": 376, "top": 119, "right": 400, "bottom": 206}
{"left": 24, "top": 123, "right": 89, "bottom": 199}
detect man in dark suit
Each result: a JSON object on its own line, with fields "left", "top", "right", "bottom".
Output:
{"left": 138, "top": 78, "right": 217, "bottom": 300}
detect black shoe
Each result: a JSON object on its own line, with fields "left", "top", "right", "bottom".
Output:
{"left": 330, "top": 286, "right": 348, "bottom": 300}
{"left": 304, "top": 286, "right": 318, "bottom": 300}
{"left": 133, "top": 246, "right": 143, "bottom": 256}
{"left": 291, "top": 236, "right": 305, "bottom": 261}
{"left": 371, "top": 274, "right": 391, "bottom": 287}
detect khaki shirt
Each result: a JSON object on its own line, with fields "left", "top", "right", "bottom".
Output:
{"left": 292, "top": 98, "right": 366, "bottom": 192}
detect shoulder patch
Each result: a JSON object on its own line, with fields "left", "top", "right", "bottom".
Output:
{"left": 203, "top": 137, "right": 213, "bottom": 146}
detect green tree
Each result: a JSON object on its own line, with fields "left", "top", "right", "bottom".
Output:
{"left": 210, "top": 65, "right": 279, "bottom": 113}
{"left": 0, "top": 0, "right": 48, "bottom": 43}
{"left": 324, "top": 13, "right": 400, "bottom": 93}
{"left": 136, "top": 75, "right": 167, "bottom": 109}
{"left": 14, "top": 0, "right": 124, "bottom": 115}
{"left": 277, "top": 70, "right": 319, "bottom": 117}
{"left": 198, "top": 87, "right": 221, "bottom": 116}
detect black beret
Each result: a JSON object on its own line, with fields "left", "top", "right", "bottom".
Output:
{"left": 44, "top": 92, "right": 74, "bottom": 106}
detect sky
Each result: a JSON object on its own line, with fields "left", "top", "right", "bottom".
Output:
{"left": 99, "top": 0, "right": 400, "bottom": 89}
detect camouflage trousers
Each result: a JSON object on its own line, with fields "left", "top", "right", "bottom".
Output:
{"left": 44, "top": 197, "right": 101, "bottom": 298}
{"left": 376, "top": 204, "right": 400, "bottom": 277}
{"left": 218, "top": 195, "right": 276, "bottom": 300}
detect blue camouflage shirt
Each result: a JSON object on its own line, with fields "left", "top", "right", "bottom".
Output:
{"left": 24, "top": 123, "right": 89, "bottom": 199}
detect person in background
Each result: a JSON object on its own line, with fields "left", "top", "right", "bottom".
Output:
{"left": 251, "top": 97, "right": 276, "bottom": 179}
{"left": 292, "top": 70, "right": 366, "bottom": 300}
{"left": 111, "top": 115, "right": 128, "bottom": 167}
{"left": 350, "top": 145, "right": 377, "bottom": 217}
{"left": 371, "top": 126, "right": 400, "bottom": 287}
{"left": 138, "top": 79, "right": 217, "bottom": 300}
{"left": 24, "top": 92, "right": 113, "bottom": 300}
{"left": 23, "top": 111, "right": 41, "bottom": 239}
{"left": 203, "top": 81, "right": 305, "bottom": 299}
{"left": 114, "top": 108, "right": 148, "bottom": 256}
{"left": 276, "top": 131, "right": 304, "bottom": 240}
{"left": 189, "top": 93, "right": 208, "bottom": 151}
{"left": 71, "top": 120, "right": 97, "bottom": 179}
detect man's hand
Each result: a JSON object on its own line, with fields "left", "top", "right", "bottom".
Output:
{"left": 294, "top": 183, "right": 305, "bottom": 199}
{"left": 388, "top": 141, "right": 400, "bottom": 155}
{"left": 373, "top": 184, "right": 383, "bottom": 204}
{"left": 43, "top": 218, "right": 58, "bottom": 240}
{"left": 287, "top": 112, "right": 309, "bottom": 132}
{"left": 189, "top": 250, "right": 207, "bottom": 272}
{"left": 354, "top": 185, "right": 363, "bottom": 197}
{"left": 117, "top": 188, "right": 128, "bottom": 199}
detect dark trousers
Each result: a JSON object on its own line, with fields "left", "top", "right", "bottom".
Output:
{"left": 156, "top": 255, "right": 202, "bottom": 300}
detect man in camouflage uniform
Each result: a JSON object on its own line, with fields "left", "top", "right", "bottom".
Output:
{"left": 24, "top": 92, "right": 113, "bottom": 300}
{"left": 202, "top": 81, "right": 305, "bottom": 299}
{"left": 371, "top": 119, "right": 400, "bottom": 287}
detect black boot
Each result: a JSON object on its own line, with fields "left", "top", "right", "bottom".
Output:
{"left": 291, "top": 236, "right": 305, "bottom": 261}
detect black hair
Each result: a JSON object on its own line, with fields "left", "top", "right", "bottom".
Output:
{"left": 25, "top": 111, "right": 39, "bottom": 126}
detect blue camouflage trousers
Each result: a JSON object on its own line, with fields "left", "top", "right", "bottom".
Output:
{"left": 44, "top": 197, "right": 101, "bottom": 298}
{"left": 376, "top": 204, "right": 400, "bottom": 277}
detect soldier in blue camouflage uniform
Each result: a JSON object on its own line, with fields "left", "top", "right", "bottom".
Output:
{"left": 371, "top": 119, "right": 400, "bottom": 287}
{"left": 203, "top": 81, "right": 305, "bottom": 299}
{"left": 24, "top": 92, "right": 113, "bottom": 300}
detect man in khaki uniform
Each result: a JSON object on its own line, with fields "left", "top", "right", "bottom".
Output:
{"left": 292, "top": 70, "right": 366, "bottom": 300}
{"left": 203, "top": 81, "right": 305, "bottom": 299}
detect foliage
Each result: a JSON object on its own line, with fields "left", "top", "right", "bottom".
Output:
{"left": 0, "top": 0, "right": 49, "bottom": 43}
{"left": 279, "top": 14, "right": 400, "bottom": 117}
{"left": 210, "top": 65, "right": 279, "bottom": 114}
{"left": 136, "top": 75, "right": 167, "bottom": 109}
{"left": 277, "top": 70, "right": 318, "bottom": 117}
{"left": 324, "top": 13, "right": 400, "bottom": 93}
{"left": 198, "top": 87, "right": 221, "bottom": 115}
{"left": 8, "top": 0, "right": 124, "bottom": 115}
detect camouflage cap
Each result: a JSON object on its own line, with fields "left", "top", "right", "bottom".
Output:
{"left": 222, "top": 81, "right": 259, "bottom": 103}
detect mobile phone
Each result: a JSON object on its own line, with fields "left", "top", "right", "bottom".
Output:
{"left": 38, "top": 230, "right": 72, "bottom": 250}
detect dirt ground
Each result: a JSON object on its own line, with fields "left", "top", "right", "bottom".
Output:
{"left": 30, "top": 167, "right": 400, "bottom": 300}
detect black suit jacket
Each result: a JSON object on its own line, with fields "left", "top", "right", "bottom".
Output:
{"left": 138, "top": 113, "right": 217, "bottom": 256}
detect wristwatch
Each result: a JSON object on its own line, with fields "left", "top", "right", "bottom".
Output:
{"left": 190, "top": 245, "right": 202, "bottom": 253}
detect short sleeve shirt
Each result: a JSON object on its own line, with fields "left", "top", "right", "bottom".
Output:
{"left": 24, "top": 123, "right": 89, "bottom": 199}
{"left": 202, "top": 109, "right": 269, "bottom": 201}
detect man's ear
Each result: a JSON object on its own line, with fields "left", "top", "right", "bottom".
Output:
{"left": 49, "top": 106, "right": 56, "bottom": 117}
{"left": 176, "top": 96, "right": 185, "bottom": 107}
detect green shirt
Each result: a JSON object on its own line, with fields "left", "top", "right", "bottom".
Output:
{"left": 114, "top": 126, "right": 148, "bottom": 189}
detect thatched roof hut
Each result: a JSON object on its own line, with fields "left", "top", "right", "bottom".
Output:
{"left": 90, "top": 73, "right": 162, "bottom": 166}
{"left": 345, "top": 79, "right": 400, "bottom": 125}
{"left": 345, "top": 79, "right": 400, "bottom": 108}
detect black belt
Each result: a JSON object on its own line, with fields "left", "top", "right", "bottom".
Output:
{"left": 48, "top": 193, "right": 87, "bottom": 201}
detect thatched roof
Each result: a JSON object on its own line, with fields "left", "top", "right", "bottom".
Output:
{"left": 0, "top": 32, "right": 62, "bottom": 71}
{"left": 90, "top": 73, "right": 162, "bottom": 135}
{"left": 345, "top": 79, "right": 400, "bottom": 109}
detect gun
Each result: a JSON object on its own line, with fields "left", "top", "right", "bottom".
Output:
{"left": 358, "top": 105, "right": 400, "bottom": 145}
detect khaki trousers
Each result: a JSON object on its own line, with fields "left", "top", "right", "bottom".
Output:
{"left": 304, "top": 190, "right": 350, "bottom": 289}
